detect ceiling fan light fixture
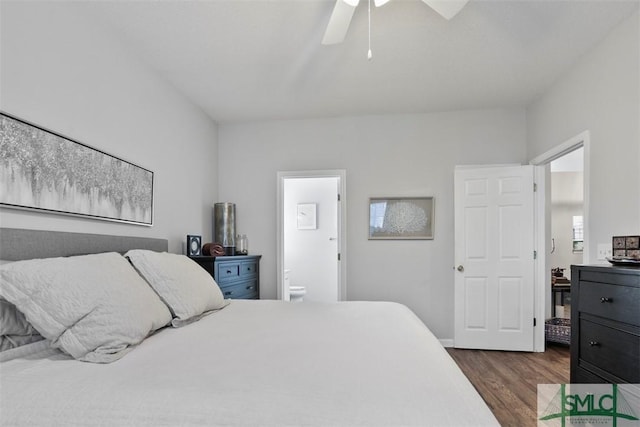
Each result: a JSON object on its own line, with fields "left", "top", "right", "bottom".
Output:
{"left": 322, "top": 0, "right": 359, "bottom": 45}
{"left": 322, "top": 0, "right": 469, "bottom": 48}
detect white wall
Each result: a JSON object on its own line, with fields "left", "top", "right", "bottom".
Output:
{"left": 218, "top": 109, "right": 527, "bottom": 339}
{"left": 284, "top": 177, "right": 339, "bottom": 302}
{"left": 0, "top": 2, "right": 218, "bottom": 253}
{"left": 527, "top": 11, "right": 640, "bottom": 262}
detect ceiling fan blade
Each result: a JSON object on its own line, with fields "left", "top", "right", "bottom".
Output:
{"left": 322, "top": 0, "right": 359, "bottom": 45}
{"left": 421, "top": 0, "right": 469, "bottom": 20}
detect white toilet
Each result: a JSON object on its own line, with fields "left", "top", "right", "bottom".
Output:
{"left": 289, "top": 286, "right": 306, "bottom": 303}
{"left": 284, "top": 269, "right": 306, "bottom": 302}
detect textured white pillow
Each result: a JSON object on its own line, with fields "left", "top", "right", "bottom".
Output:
{"left": 0, "top": 252, "right": 172, "bottom": 363}
{"left": 125, "top": 250, "right": 228, "bottom": 327}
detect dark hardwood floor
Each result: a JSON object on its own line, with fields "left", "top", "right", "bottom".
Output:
{"left": 447, "top": 344, "right": 570, "bottom": 427}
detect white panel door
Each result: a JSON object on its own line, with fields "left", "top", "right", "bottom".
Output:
{"left": 454, "top": 165, "right": 535, "bottom": 351}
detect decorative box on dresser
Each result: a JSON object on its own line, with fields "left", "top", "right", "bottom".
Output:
{"left": 570, "top": 264, "right": 640, "bottom": 384}
{"left": 189, "top": 255, "right": 261, "bottom": 299}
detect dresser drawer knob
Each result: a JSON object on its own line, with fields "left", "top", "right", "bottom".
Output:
{"left": 589, "top": 341, "right": 600, "bottom": 347}
{"left": 600, "top": 297, "right": 612, "bottom": 303}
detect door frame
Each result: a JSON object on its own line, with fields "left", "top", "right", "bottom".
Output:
{"left": 276, "top": 169, "right": 347, "bottom": 301}
{"left": 529, "top": 130, "right": 590, "bottom": 352}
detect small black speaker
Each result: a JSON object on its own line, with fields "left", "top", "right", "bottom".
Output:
{"left": 186, "top": 235, "right": 202, "bottom": 256}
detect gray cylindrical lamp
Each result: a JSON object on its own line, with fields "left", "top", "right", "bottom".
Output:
{"left": 214, "top": 202, "right": 236, "bottom": 256}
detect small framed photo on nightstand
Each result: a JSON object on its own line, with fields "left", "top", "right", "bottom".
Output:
{"left": 186, "top": 235, "right": 202, "bottom": 256}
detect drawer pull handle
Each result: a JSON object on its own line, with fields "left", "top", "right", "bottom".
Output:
{"left": 224, "top": 291, "right": 232, "bottom": 296}
{"left": 589, "top": 341, "right": 600, "bottom": 347}
{"left": 226, "top": 270, "right": 232, "bottom": 274}
{"left": 600, "top": 297, "right": 612, "bottom": 303}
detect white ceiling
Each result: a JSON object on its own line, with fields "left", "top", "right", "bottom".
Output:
{"left": 77, "top": 0, "right": 639, "bottom": 123}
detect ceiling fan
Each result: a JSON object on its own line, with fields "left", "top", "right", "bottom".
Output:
{"left": 322, "top": 0, "right": 470, "bottom": 45}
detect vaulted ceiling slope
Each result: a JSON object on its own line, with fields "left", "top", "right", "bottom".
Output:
{"left": 77, "top": 0, "right": 638, "bottom": 123}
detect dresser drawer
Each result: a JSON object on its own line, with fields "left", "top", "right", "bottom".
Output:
{"left": 191, "top": 255, "right": 261, "bottom": 300}
{"left": 572, "top": 366, "right": 609, "bottom": 384}
{"left": 578, "top": 318, "right": 640, "bottom": 383}
{"left": 215, "top": 262, "right": 241, "bottom": 284}
{"left": 240, "top": 260, "right": 258, "bottom": 278}
{"left": 578, "top": 281, "right": 640, "bottom": 326}
{"left": 219, "top": 279, "right": 258, "bottom": 299}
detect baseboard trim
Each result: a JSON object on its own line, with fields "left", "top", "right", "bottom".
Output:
{"left": 439, "top": 339, "right": 454, "bottom": 348}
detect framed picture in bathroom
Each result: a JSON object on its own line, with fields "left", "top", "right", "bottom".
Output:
{"left": 297, "top": 203, "right": 317, "bottom": 230}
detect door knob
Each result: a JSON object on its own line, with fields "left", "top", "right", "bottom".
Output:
{"left": 457, "top": 265, "right": 464, "bottom": 272}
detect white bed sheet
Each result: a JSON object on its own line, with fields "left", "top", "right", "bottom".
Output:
{"left": 0, "top": 300, "right": 499, "bottom": 426}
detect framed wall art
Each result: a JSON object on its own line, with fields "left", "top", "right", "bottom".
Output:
{"left": 297, "top": 203, "right": 317, "bottom": 230}
{"left": 369, "top": 197, "right": 434, "bottom": 240}
{"left": 0, "top": 112, "right": 153, "bottom": 225}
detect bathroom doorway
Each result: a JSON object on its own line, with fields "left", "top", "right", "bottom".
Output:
{"left": 276, "top": 170, "right": 346, "bottom": 302}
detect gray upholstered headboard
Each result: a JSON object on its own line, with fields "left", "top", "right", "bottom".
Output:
{"left": 0, "top": 228, "right": 168, "bottom": 261}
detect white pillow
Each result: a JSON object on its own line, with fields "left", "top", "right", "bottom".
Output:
{"left": 125, "top": 250, "right": 228, "bottom": 327}
{"left": 0, "top": 252, "right": 172, "bottom": 363}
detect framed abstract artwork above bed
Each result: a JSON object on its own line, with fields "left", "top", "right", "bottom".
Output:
{"left": 0, "top": 112, "right": 153, "bottom": 225}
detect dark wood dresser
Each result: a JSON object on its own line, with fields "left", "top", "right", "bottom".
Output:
{"left": 570, "top": 264, "right": 640, "bottom": 383}
{"left": 189, "top": 255, "right": 261, "bottom": 299}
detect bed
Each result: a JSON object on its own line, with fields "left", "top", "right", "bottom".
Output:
{"left": 0, "top": 228, "right": 499, "bottom": 426}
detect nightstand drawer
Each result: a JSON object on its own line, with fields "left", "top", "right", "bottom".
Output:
{"left": 579, "top": 282, "right": 640, "bottom": 326}
{"left": 240, "top": 260, "right": 257, "bottom": 277}
{"left": 215, "top": 262, "right": 241, "bottom": 283}
{"left": 578, "top": 318, "right": 640, "bottom": 383}
{"left": 190, "top": 255, "right": 261, "bottom": 300}
{"left": 219, "top": 280, "right": 258, "bottom": 299}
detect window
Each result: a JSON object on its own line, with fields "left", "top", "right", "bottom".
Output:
{"left": 572, "top": 215, "right": 583, "bottom": 252}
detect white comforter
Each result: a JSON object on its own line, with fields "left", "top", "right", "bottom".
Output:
{"left": 0, "top": 300, "right": 499, "bottom": 426}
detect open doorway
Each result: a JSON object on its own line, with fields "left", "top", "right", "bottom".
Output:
{"left": 276, "top": 170, "right": 347, "bottom": 302}
{"left": 549, "top": 148, "right": 584, "bottom": 320}
{"left": 531, "top": 130, "right": 589, "bottom": 352}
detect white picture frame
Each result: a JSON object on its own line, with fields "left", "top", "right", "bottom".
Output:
{"left": 297, "top": 203, "right": 317, "bottom": 230}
